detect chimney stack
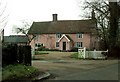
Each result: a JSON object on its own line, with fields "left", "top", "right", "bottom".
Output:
{"left": 52, "top": 14, "right": 57, "bottom": 22}
{"left": 91, "top": 9, "right": 95, "bottom": 19}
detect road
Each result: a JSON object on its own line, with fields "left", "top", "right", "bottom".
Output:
{"left": 56, "top": 63, "right": 118, "bottom": 80}
{"left": 32, "top": 60, "right": 119, "bottom": 80}
{"left": 32, "top": 52, "right": 119, "bottom": 80}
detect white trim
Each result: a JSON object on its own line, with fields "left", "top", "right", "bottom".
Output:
{"left": 58, "top": 34, "right": 70, "bottom": 42}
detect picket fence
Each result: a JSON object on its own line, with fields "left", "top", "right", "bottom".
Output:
{"left": 78, "top": 47, "right": 108, "bottom": 59}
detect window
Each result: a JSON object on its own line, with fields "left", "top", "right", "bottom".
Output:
{"left": 56, "top": 42, "right": 59, "bottom": 47}
{"left": 56, "top": 33, "right": 62, "bottom": 38}
{"left": 35, "top": 43, "right": 44, "bottom": 47}
{"left": 35, "top": 44, "right": 37, "bottom": 47}
{"left": 77, "top": 33, "right": 83, "bottom": 38}
{"left": 37, "top": 43, "right": 41, "bottom": 47}
{"left": 41, "top": 44, "right": 44, "bottom": 46}
{"left": 76, "top": 42, "right": 83, "bottom": 48}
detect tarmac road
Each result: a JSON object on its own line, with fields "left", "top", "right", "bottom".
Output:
{"left": 32, "top": 59, "right": 119, "bottom": 80}
{"left": 32, "top": 52, "right": 119, "bottom": 80}
{"left": 56, "top": 63, "right": 119, "bottom": 80}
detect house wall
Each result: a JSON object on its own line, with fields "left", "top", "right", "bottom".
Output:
{"left": 30, "top": 34, "right": 56, "bottom": 49}
{"left": 65, "top": 34, "right": 91, "bottom": 49}
{"left": 30, "top": 33, "right": 94, "bottom": 50}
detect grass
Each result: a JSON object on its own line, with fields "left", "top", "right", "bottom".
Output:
{"left": 2, "top": 64, "right": 39, "bottom": 80}
{"left": 71, "top": 52, "right": 79, "bottom": 59}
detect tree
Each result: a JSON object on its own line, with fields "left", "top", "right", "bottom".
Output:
{"left": 82, "top": 0, "right": 120, "bottom": 57}
{"left": 13, "top": 20, "right": 36, "bottom": 44}
{"left": 108, "top": 2, "right": 120, "bottom": 57}
{"left": 0, "top": 0, "right": 9, "bottom": 42}
{"left": 82, "top": 0, "right": 110, "bottom": 50}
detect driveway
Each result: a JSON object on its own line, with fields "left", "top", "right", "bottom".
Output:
{"left": 33, "top": 52, "right": 75, "bottom": 60}
{"left": 32, "top": 52, "right": 119, "bottom": 80}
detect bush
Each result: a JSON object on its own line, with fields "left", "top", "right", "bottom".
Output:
{"left": 70, "top": 47, "right": 78, "bottom": 52}
{"left": 2, "top": 44, "right": 18, "bottom": 67}
{"left": 36, "top": 46, "right": 59, "bottom": 51}
{"left": 2, "top": 44, "right": 31, "bottom": 67}
{"left": 35, "top": 51, "right": 49, "bottom": 55}
{"left": 36, "top": 46, "right": 49, "bottom": 51}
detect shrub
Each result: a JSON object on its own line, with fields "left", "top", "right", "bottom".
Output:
{"left": 70, "top": 47, "right": 78, "bottom": 52}
{"left": 2, "top": 44, "right": 18, "bottom": 67}
{"left": 37, "top": 46, "right": 49, "bottom": 51}
{"left": 35, "top": 51, "right": 49, "bottom": 55}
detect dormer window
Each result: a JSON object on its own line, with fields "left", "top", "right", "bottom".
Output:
{"left": 56, "top": 33, "right": 62, "bottom": 38}
{"left": 77, "top": 33, "right": 83, "bottom": 38}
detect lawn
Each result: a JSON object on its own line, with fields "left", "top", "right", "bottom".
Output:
{"left": 71, "top": 52, "right": 79, "bottom": 59}
{"left": 2, "top": 64, "right": 39, "bottom": 81}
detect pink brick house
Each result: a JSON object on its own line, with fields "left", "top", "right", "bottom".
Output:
{"left": 28, "top": 14, "right": 99, "bottom": 51}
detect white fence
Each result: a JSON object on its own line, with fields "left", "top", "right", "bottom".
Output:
{"left": 78, "top": 47, "right": 108, "bottom": 59}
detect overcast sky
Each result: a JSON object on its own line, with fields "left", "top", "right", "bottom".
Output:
{"left": 3, "top": 0, "right": 85, "bottom": 36}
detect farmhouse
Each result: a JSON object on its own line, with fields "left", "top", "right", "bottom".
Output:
{"left": 28, "top": 14, "right": 99, "bottom": 51}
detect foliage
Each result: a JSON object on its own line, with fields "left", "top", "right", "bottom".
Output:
{"left": 70, "top": 47, "right": 78, "bottom": 52}
{"left": 36, "top": 46, "right": 59, "bottom": 51}
{"left": 2, "top": 44, "right": 18, "bottom": 66}
{"left": 71, "top": 52, "right": 79, "bottom": 59}
{"left": 35, "top": 51, "right": 49, "bottom": 55}
{"left": 2, "top": 44, "right": 31, "bottom": 67}
{"left": 36, "top": 46, "right": 49, "bottom": 51}
{"left": 2, "top": 64, "right": 39, "bottom": 80}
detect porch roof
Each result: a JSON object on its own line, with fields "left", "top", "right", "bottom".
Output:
{"left": 58, "top": 34, "right": 72, "bottom": 42}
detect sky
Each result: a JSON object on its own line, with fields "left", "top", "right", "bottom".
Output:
{"left": 2, "top": 0, "right": 85, "bottom": 36}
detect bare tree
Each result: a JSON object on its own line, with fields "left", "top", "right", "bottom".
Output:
{"left": 81, "top": 0, "right": 120, "bottom": 57}
{"left": 81, "top": 0, "right": 110, "bottom": 50}
{"left": 0, "top": 0, "right": 9, "bottom": 42}
{"left": 13, "top": 20, "right": 36, "bottom": 44}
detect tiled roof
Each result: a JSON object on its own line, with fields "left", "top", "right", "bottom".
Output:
{"left": 28, "top": 19, "right": 97, "bottom": 34}
{"left": 4, "top": 35, "right": 28, "bottom": 43}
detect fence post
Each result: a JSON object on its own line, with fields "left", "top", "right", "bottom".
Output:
{"left": 83, "top": 47, "right": 86, "bottom": 59}
{"left": 78, "top": 47, "right": 86, "bottom": 59}
{"left": 93, "top": 49, "right": 96, "bottom": 59}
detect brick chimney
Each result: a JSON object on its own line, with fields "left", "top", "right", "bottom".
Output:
{"left": 91, "top": 9, "right": 95, "bottom": 19}
{"left": 52, "top": 14, "right": 57, "bottom": 22}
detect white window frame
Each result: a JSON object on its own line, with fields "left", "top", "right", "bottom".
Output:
{"left": 77, "top": 33, "right": 83, "bottom": 38}
{"left": 56, "top": 33, "right": 62, "bottom": 38}
{"left": 76, "top": 42, "right": 83, "bottom": 48}
{"left": 56, "top": 42, "right": 59, "bottom": 47}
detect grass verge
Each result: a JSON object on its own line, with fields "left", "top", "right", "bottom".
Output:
{"left": 2, "top": 64, "right": 39, "bottom": 81}
{"left": 71, "top": 52, "right": 79, "bottom": 59}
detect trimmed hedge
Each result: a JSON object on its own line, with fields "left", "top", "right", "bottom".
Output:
{"left": 2, "top": 44, "right": 31, "bottom": 67}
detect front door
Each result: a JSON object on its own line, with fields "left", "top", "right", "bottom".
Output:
{"left": 63, "top": 42, "right": 66, "bottom": 50}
